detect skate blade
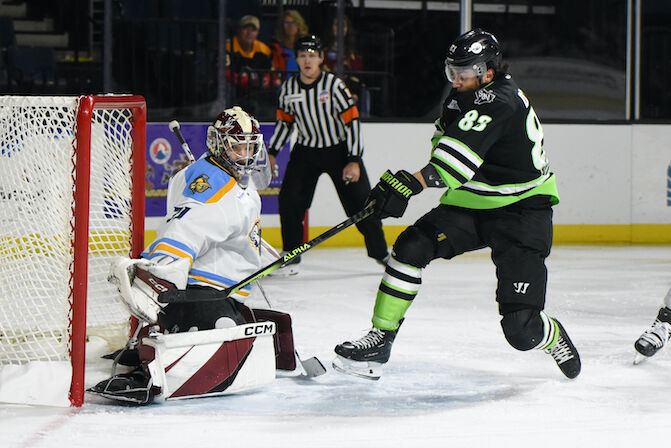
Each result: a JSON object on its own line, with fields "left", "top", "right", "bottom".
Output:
{"left": 331, "top": 355, "right": 383, "bottom": 381}
{"left": 633, "top": 352, "right": 650, "bottom": 365}
{"left": 86, "top": 388, "right": 151, "bottom": 405}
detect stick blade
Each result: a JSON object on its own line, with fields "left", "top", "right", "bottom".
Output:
{"left": 296, "top": 351, "right": 326, "bottom": 377}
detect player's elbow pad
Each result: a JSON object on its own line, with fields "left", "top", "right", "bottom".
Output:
{"left": 420, "top": 164, "right": 446, "bottom": 188}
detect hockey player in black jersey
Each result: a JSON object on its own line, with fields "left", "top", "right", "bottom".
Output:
{"left": 333, "top": 29, "right": 581, "bottom": 380}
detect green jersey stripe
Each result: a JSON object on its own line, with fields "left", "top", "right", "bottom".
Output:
{"left": 440, "top": 175, "right": 560, "bottom": 209}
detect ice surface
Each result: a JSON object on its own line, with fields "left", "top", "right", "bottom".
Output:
{"left": 2, "top": 245, "right": 671, "bottom": 447}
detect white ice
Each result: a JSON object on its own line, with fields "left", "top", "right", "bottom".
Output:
{"left": 2, "top": 245, "right": 671, "bottom": 448}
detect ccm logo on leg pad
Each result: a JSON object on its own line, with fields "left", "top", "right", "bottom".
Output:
{"left": 245, "top": 323, "right": 276, "bottom": 336}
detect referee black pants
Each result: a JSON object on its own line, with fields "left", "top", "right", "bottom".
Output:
{"left": 278, "top": 143, "right": 388, "bottom": 260}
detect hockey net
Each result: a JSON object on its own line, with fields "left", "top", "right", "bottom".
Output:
{"left": 0, "top": 95, "right": 146, "bottom": 406}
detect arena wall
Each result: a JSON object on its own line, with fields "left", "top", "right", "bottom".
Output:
{"left": 147, "top": 122, "right": 671, "bottom": 247}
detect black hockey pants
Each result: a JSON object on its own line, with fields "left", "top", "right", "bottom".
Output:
{"left": 391, "top": 195, "right": 554, "bottom": 349}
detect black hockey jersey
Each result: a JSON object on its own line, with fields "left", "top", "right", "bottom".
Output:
{"left": 430, "top": 74, "right": 559, "bottom": 209}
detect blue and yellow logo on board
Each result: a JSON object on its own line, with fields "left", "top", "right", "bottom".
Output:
{"left": 190, "top": 174, "right": 211, "bottom": 193}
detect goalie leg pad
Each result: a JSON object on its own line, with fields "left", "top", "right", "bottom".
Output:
{"left": 253, "top": 309, "right": 296, "bottom": 371}
{"left": 143, "top": 322, "right": 277, "bottom": 401}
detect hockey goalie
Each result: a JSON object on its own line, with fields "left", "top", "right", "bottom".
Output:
{"left": 89, "top": 107, "right": 296, "bottom": 404}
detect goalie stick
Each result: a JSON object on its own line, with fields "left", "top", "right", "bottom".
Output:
{"left": 169, "top": 120, "right": 196, "bottom": 163}
{"left": 158, "top": 203, "right": 375, "bottom": 304}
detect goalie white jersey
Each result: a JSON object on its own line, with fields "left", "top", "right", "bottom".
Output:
{"left": 142, "top": 156, "right": 262, "bottom": 302}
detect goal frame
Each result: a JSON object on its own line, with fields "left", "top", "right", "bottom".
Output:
{"left": 71, "top": 95, "right": 146, "bottom": 406}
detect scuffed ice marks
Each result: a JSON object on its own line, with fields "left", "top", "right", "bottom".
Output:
{"left": 85, "top": 363, "right": 519, "bottom": 417}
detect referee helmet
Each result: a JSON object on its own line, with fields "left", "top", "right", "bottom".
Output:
{"left": 294, "top": 35, "right": 323, "bottom": 56}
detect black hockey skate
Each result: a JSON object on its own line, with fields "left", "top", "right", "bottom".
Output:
{"left": 634, "top": 307, "right": 671, "bottom": 364}
{"left": 332, "top": 320, "right": 402, "bottom": 380}
{"left": 544, "top": 319, "right": 581, "bottom": 379}
{"left": 102, "top": 347, "right": 141, "bottom": 367}
{"left": 87, "top": 369, "right": 156, "bottom": 405}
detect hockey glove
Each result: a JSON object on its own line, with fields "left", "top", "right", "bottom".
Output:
{"left": 108, "top": 257, "right": 189, "bottom": 323}
{"left": 368, "top": 170, "right": 423, "bottom": 219}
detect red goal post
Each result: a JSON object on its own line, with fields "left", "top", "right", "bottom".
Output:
{"left": 0, "top": 95, "right": 146, "bottom": 407}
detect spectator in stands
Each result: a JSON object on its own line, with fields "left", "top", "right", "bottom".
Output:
{"left": 271, "top": 10, "right": 308, "bottom": 78}
{"left": 323, "top": 15, "right": 363, "bottom": 102}
{"left": 226, "top": 15, "right": 272, "bottom": 92}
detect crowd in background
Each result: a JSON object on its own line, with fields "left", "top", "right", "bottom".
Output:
{"left": 102, "top": 0, "right": 663, "bottom": 122}
{"left": 225, "top": 10, "right": 364, "bottom": 119}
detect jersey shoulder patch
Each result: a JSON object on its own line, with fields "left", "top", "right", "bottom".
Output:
{"left": 474, "top": 87, "right": 496, "bottom": 105}
{"left": 181, "top": 159, "right": 236, "bottom": 204}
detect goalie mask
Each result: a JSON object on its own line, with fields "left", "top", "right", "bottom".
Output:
{"left": 207, "top": 106, "right": 266, "bottom": 188}
{"left": 444, "top": 28, "right": 502, "bottom": 83}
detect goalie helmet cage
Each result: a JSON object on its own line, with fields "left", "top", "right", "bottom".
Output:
{"left": 0, "top": 95, "right": 146, "bottom": 407}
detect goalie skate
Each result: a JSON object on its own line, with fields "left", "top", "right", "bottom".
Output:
{"left": 88, "top": 369, "right": 156, "bottom": 405}
{"left": 332, "top": 355, "right": 384, "bottom": 380}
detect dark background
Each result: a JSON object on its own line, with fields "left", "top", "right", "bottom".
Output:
{"left": 1, "top": 0, "right": 668, "bottom": 122}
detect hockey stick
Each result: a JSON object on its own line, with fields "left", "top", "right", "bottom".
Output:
{"left": 169, "top": 120, "right": 196, "bottom": 163}
{"left": 256, "top": 281, "right": 327, "bottom": 378}
{"left": 158, "top": 202, "right": 375, "bottom": 304}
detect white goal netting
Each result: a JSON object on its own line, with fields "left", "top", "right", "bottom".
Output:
{"left": 0, "top": 96, "right": 143, "bottom": 405}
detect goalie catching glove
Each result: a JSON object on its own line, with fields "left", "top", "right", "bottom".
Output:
{"left": 108, "top": 256, "right": 190, "bottom": 323}
{"left": 368, "top": 170, "right": 423, "bottom": 219}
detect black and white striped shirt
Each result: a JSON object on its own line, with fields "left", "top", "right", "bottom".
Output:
{"left": 267, "top": 72, "right": 362, "bottom": 160}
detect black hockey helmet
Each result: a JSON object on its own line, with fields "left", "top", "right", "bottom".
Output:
{"left": 294, "top": 35, "right": 323, "bottom": 56}
{"left": 444, "top": 28, "right": 502, "bottom": 82}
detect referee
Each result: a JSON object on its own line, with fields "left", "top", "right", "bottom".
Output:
{"left": 267, "top": 35, "right": 388, "bottom": 273}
